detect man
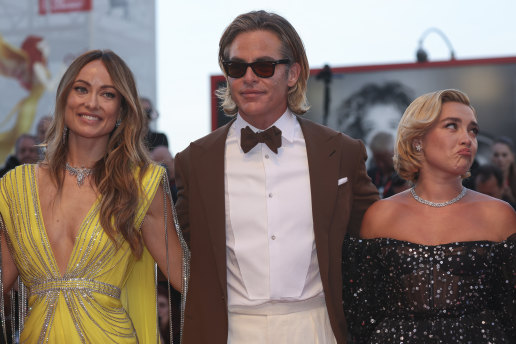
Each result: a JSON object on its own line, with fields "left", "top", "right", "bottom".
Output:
{"left": 367, "top": 131, "right": 408, "bottom": 198}
{"left": 140, "top": 97, "right": 169, "bottom": 151}
{"left": 36, "top": 115, "right": 53, "bottom": 144}
{"left": 474, "top": 164, "right": 516, "bottom": 209}
{"left": 36, "top": 115, "right": 52, "bottom": 159}
{"left": 0, "top": 134, "right": 39, "bottom": 177}
{"left": 175, "top": 10, "right": 378, "bottom": 343}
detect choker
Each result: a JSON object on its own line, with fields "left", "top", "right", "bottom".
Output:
{"left": 410, "top": 186, "right": 467, "bottom": 207}
{"left": 65, "top": 163, "right": 93, "bottom": 187}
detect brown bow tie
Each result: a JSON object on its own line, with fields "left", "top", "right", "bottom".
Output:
{"left": 240, "top": 126, "right": 282, "bottom": 154}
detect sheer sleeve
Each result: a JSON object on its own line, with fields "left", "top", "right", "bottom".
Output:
{"left": 342, "top": 236, "right": 385, "bottom": 343}
{"left": 123, "top": 164, "right": 190, "bottom": 344}
{"left": 161, "top": 169, "right": 190, "bottom": 341}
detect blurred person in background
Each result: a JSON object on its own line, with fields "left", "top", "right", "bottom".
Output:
{"left": 36, "top": 115, "right": 52, "bottom": 144}
{"left": 491, "top": 136, "right": 516, "bottom": 203}
{"left": 151, "top": 145, "right": 177, "bottom": 202}
{"left": 367, "top": 131, "right": 408, "bottom": 198}
{"left": 0, "top": 134, "right": 39, "bottom": 177}
{"left": 474, "top": 163, "right": 516, "bottom": 209}
{"left": 36, "top": 115, "right": 53, "bottom": 159}
{"left": 157, "top": 281, "right": 181, "bottom": 344}
{"left": 140, "top": 96, "right": 169, "bottom": 151}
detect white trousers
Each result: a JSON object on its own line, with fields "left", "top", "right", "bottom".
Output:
{"left": 228, "top": 298, "right": 337, "bottom": 344}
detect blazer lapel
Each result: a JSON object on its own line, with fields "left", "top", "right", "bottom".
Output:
{"left": 190, "top": 119, "right": 235, "bottom": 295}
{"left": 298, "top": 118, "right": 340, "bottom": 280}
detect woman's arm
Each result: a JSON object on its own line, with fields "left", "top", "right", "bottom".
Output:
{"left": 141, "top": 183, "right": 183, "bottom": 291}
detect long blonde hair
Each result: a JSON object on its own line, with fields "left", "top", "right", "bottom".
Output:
{"left": 44, "top": 50, "right": 150, "bottom": 258}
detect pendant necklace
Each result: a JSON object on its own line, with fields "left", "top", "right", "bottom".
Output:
{"left": 410, "top": 186, "right": 467, "bottom": 208}
{"left": 65, "top": 163, "right": 93, "bottom": 187}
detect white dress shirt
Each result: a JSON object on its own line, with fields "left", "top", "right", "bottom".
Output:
{"left": 225, "top": 110, "right": 324, "bottom": 310}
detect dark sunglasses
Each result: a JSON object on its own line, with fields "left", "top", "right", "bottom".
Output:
{"left": 222, "top": 59, "right": 290, "bottom": 78}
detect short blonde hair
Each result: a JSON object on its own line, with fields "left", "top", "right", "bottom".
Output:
{"left": 394, "top": 89, "right": 475, "bottom": 182}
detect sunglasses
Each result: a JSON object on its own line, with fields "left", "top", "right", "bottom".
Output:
{"left": 222, "top": 59, "right": 290, "bottom": 78}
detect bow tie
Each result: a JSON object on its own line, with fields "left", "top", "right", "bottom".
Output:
{"left": 240, "top": 126, "right": 282, "bottom": 154}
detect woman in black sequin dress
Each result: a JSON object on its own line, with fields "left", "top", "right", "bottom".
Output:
{"left": 343, "top": 89, "right": 516, "bottom": 343}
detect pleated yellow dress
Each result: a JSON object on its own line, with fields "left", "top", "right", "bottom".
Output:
{"left": 0, "top": 163, "right": 165, "bottom": 343}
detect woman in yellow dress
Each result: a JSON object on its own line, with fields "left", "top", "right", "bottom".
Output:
{"left": 0, "top": 50, "right": 188, "bottom": 343}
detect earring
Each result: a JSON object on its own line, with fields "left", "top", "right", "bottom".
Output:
{"left": 62, "top": 126, "right": 69, "bottom": 144}
{"left": 415, "top": 144, "right": 422, "bottom": 152}
{"left": 115, "top": 118, "right": 121, "bottom": 128}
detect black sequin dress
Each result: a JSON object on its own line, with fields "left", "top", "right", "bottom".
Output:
{"left": 342, "top": 235, "right": 516, "bottom": 343}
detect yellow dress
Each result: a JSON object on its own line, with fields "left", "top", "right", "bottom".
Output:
{"left": 0, "top": 163, "right": 165, "bottom": 343}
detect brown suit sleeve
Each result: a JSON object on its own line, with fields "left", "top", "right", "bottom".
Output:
{"left": 348, "top": 140, "right": 379, "bottom": 237}
{"left": 174, "top": 149, "right": 191, "bottom": 245}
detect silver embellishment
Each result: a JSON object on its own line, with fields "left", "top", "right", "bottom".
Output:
{"left": 410, "top": 186, "right": 467, "bottom": 207}
{"left": 0, "top": 213, "right": 7, "bottom": 343}
{"left": 31, "top": 278, "right": 121, "bottom": 299}
{"left": 65, "top": 163, "right": 93, "bottom": 187}
{"left": 161, "top": 169, "right": 190, "bottom": 343}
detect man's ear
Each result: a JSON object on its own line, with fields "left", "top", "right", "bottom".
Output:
{"left": 287, "top": 62, "right": 301, "bottom": 87}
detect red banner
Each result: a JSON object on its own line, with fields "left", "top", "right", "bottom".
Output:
{"left": 39, "top": 0, "right": 92, "bottom": 14}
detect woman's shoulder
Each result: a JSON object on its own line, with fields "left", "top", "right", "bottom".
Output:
{"left": 366, "top": 190, "right": 411, "bottom": 214}
{"left": 466, "top": 190, "right": 516, "bottom": 239}
{"left": 139, "top": 162, "right": 166, "bottom": 180}
{"left": 2, "top": 163, "right": 34, "bottom": 176}
{"left": 1, "top": 164, "right": 35, "bottom": 187}
{"left": 360, "top": 190, "right": 412, "bottom": 239}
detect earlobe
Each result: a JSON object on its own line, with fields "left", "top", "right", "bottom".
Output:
{"left": 288, "top": 62, "right": 301, "bottom": 87}
{"left": 413, "top": 139, "right": 423, "bottom": 152}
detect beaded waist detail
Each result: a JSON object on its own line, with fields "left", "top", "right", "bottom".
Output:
{"left": 30, "top": 278, "right": 121, "bottom": 299}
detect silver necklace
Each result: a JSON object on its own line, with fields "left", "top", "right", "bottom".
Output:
{"left": 410, "top": 186, "right": 467, "bottom": 207}
{"left": 65, "top": 163, "right": 93, "bottom": 187}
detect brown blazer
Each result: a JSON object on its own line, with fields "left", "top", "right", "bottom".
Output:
{"left": 174, "top": 117, "right": 379, "bottom": 343}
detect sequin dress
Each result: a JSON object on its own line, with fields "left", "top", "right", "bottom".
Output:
{"left": 0, "top": 164, "right": 166, "bottom": 343}
{"left": 342, "top": 235, "right": 516, "bottom": 344}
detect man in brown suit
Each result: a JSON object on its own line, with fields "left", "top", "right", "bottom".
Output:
{"left": 175, "top": 10, "right": 379, "bottom": 343}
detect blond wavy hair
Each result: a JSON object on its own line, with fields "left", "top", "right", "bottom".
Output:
{"left": 43, "top": 50, "right": 151, "bottom": 258}
{"left": 216, "top": 10, "right": 310, "bottom": 116}
{"left": 394, "top": 89, "right": 476, "bottom": 182}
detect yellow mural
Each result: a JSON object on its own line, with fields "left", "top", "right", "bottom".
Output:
{"left": 0, "top": 34, "right": 51, "bottom": 162}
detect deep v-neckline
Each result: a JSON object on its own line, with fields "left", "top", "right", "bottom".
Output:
{"left": 33, "top": 165, "right": 100, "bottom": 278}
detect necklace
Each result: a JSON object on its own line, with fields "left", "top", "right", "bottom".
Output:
{"left": 410, "top": 186, "right": 467, "bottom": 207}
{"left": 65, "top": 163, "right": 93, "bottom": 187}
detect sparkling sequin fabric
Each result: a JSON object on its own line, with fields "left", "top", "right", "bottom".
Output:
{"left": 0, "top": 164, "right": 166, "bottom": 343}
{"left": 342, "top": 235, "right": 516, "bottom": 344}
